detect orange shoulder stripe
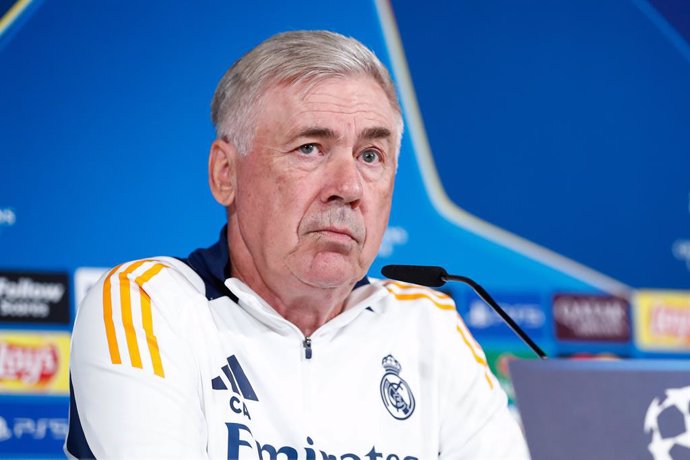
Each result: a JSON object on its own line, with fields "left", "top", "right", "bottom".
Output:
{"left": 118, "top": 261, "right": 147, "bottom": 369}
{"left": 103, "top": 260, "right": 168, "bottom": 378}
{"left": 390, "top": 292, "right": 456, "bottom": 310}
{"left": 384, "top": 280, "right": 452, "bottom": 299}
{"left": 103, "top": 264, "right": 123, "bottom": 365}
{"left": 383, "top": 284, "right": 455, "bottom": 311}
{"left": 456, "top": 312, "right": 485, "bottom": 355}
{"left": 136, "top": 263, "right": 166, "bottom": 377}
{"left": 456, "top": 320, "right": 494, "bottom": 390}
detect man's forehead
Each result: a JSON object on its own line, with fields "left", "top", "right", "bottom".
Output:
{"left": 266, "top": 76, "right": 393, "bottom": 113}
{"left": 288, "top": 74, "right": 385, "bottom": 99}
{"left": 254, "top": 76, "right": 401, "bottom": 149}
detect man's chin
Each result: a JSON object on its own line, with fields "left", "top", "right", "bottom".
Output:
{"left": 299, "top": 275, "right": 355, "bottom": 290}
{"left": 291, "top": 254, "right": 364, "bottom": 290}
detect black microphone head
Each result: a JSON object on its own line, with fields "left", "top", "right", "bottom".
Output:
{"left": 381, "top": 265, "right": 448, "bottom": 287}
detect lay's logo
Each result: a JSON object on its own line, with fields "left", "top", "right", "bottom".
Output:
{"left": 0, "top": 332, "right": 70, "bottom": 395}
{"left": 0, "top": 341, "right": 58, "bottom": 385}
{"left": 635, "top": 290, "right": 690, "bottom": 352}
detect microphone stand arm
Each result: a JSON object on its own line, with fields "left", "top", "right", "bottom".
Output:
{"left": 445, "top": 274, "right": 548, "bottom": 360}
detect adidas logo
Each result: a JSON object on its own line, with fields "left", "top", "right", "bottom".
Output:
{"left": 211, "top": 355, "right": 258, "bottom": 420}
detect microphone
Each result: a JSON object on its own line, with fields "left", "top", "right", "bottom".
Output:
{"left": 381, "top": 264, "right": 547, "bottom": 359}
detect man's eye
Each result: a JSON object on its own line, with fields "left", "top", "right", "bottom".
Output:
{"left": 298, "top": 144, "right": 319, "bottom": 155}
{"left": 359, "top": 149, "right": 381, "bottom": 164}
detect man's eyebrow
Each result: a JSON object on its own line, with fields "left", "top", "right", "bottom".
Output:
{"left": 288, "top": 126, "right": 393, "bottom": 143}
{"left": 292, "top": 127, "right": 338, "bottom": 140}
{"left": 360, "top": 126, "right": 393, "bottom": 141}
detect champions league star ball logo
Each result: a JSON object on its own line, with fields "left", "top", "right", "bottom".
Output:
{"left": 644, "top": 386, "right": 690, "bottom": 459}
{"left": 380, "top": 354, "right": 415, "bottom": 420}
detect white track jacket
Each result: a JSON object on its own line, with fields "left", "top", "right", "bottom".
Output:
{"left": 65, "top": 229, "right": 529, "bottom": 459}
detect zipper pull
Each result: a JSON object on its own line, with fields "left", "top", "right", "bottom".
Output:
{"left": 303, "top": 337, "right": 312, "bottom": 359}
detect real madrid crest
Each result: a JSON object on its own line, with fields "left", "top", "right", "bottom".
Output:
{"left": 380, "top": 354, "right": 415, "bottom": 420}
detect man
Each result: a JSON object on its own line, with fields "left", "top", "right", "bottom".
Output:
{"left": 66, "top": 30, "right": 529, "bottom": 459}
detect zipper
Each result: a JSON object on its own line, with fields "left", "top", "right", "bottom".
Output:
{"left": 301, "top": 335, "right": 313, "bottom": 433}
{"left": 303, "top": 336, "right": 313, "bottom": 359}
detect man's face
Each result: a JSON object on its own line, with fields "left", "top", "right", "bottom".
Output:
{"left": 230, "top": 76, "right": 399, "bottom": 291}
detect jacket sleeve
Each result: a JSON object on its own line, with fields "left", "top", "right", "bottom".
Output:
{"left": 65, "top": 259, "right": 208, "bottom": 459}
{"left": 438, "top": 311, "right": 531, "bottom": 459}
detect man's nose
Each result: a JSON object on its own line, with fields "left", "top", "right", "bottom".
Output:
{"left": 321, "top": 152, "right": 363, "bottom": 206}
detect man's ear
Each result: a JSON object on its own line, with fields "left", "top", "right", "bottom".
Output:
{"left": 208, "top": 139, "right": 239, "bottom": 206}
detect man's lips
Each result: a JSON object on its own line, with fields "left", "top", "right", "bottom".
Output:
{"left": 310, "top": 227, "right": 359, "bottom": 243}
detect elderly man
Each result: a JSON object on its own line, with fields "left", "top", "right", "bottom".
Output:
{"left": 65, "top": 31, "right": 529, "bottom": 459}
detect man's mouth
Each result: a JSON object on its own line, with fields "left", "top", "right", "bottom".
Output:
{"left": 311, "top": 227, "right": 359, "bottom": 243}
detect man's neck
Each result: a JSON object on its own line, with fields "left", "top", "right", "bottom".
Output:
{"left": 227, "top": 234, "right": 357, "bottom": 337}
{"left": 269, "top": 289, "right": 350, "bottom": 337}
{"left": 231, "top": 262, "right": 354, "bottom": 337}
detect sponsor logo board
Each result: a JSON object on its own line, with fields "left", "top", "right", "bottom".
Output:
{"left": 635, "top": 290, "right": 690, "bottom": 351}
{"left": 462, "top": 292, "right": 546, "bottom": 341}
{"left": 74, "top": 267, "right": 107, "bottom": 307}
{"left": 553, "top": 293, "right": 630, "bottom": 342}
{"left": 0, "top": 331, "right": 70, "bottom": 395}
{"left": 0, "top": 398, "right": 68, "bottom": 458}
{"left": 0, "top": 271, "right": 70, "bottom": 325}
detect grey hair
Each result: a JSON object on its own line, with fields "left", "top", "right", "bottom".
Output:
{"left": 211, "top": 30, "right": 403, "bottom": 155}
